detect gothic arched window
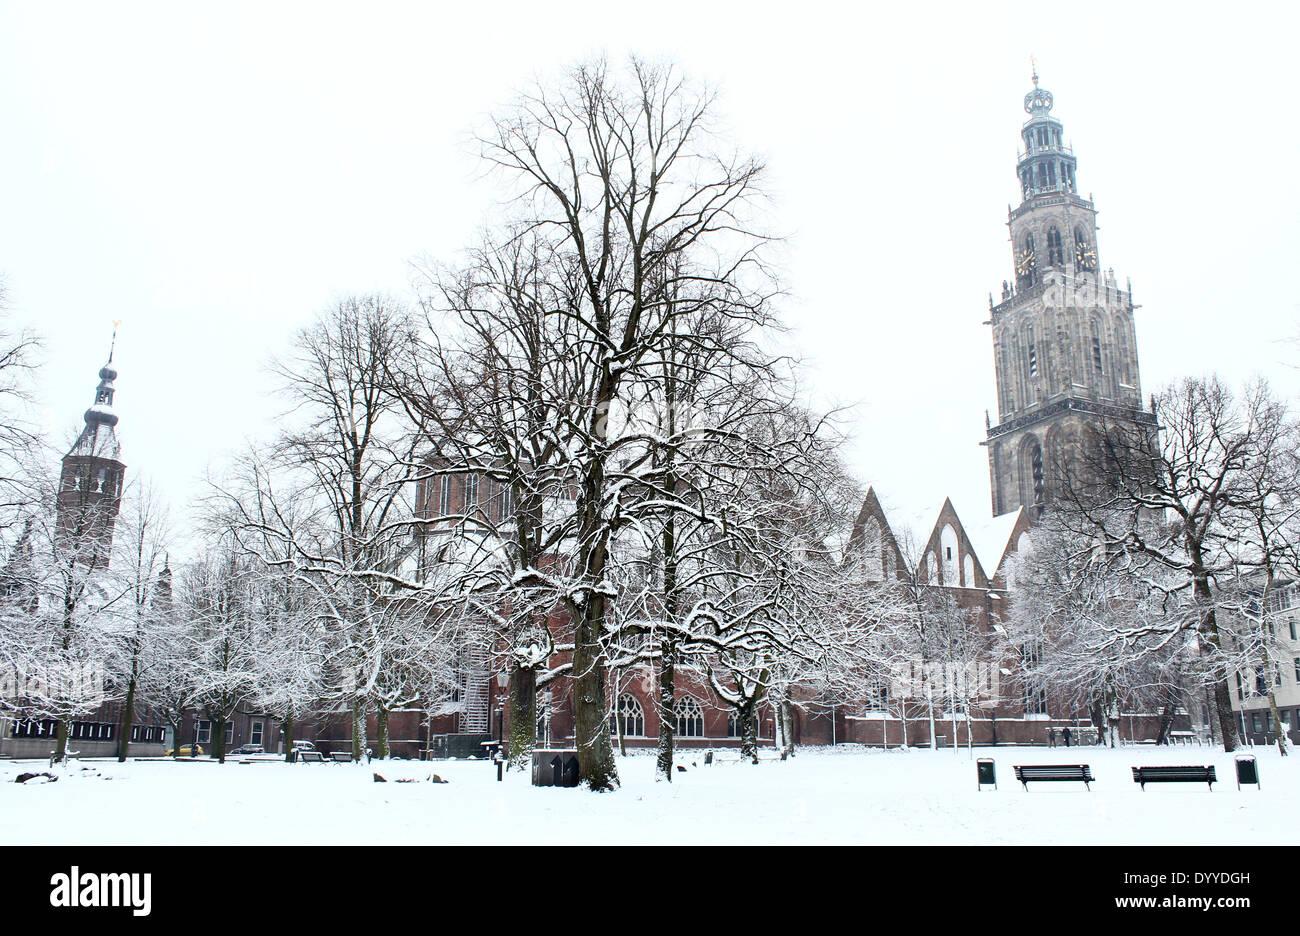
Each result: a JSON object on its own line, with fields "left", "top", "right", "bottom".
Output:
{"left": 940, "top": 524, "right": 959, "bottom": 586}
{"left": 1019, "top": 437, "right": 1045, "bottom": 510}
{"left": 1047, "top": 227, "right": 1063, "bottom": 266}
{"left": 611, "top": 693, "right": 644, "bottom": 737}
{"left": 675, "top": 696, "right": 705, "bottom": 737}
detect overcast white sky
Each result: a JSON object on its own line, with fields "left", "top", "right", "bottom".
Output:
{"left": 2, "top": 1, "right": 1298, "bottom": 556}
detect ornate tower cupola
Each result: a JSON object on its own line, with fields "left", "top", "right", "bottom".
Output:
{"left": 57, "top": 332, "right": 126, "bottom": 568}
{"left": 1016, "top": 68, "right": 1078, "bottom": 203}
{"left": 983, "top": 72, "right": 1156, "bottom": 518}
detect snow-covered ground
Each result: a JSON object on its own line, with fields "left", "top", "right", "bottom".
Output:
{"left": 1, "top": 744, "right": 1290, "bottom": 845}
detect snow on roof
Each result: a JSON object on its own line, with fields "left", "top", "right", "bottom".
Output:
{"left": 864, "top": 488, "right": 933, "bottom": 555}
{"left": 959, "top": 506, "right": 1022, "bottom": 579}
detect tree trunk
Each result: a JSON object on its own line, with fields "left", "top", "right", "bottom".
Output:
{"left": 1089, "top": 700, "right": 1107, "bottom": 746}
{"left": 739, "top": 698, "right": 759, "bottom": 764}
{"left": 568, "top": 365, "right": 619, "bottom": 791}
{"left": 1154, "top": 702, "right": 1177, "bottom": 745}
{"left": 376, "top": 703, "right": 390, "bottom": 760}
{"left": 1266, "top": 690, "right": 1290, "bottom": 756}
{"left": 53, "top": 717, "right": 69, "bottom": 763}
{"left": 117, "top": 677, "right": 137, "bottom": 762}
{"left": 779, "top": 697, "right": 795, "bottom": 758}
{"left": 212, "top": 713, "right": 227, "bottom": 764}
{"left": 1211, "top": 676, "right": 1239, "bottom": 753}
{"left": 655, "top": 637, "right": 676, "bottom": 782}
{"left": 925, "top": 680, "right": 937, "bottom": 750}
{"left": 282, "top": 709, "right": 295, "bottom": 762}
{"left": 571, "top": 598, "right": 618, "bottom": 790}
{"left": 614, "top": 670, "right": 627, "bottom": 757}
{"left": 507, "top": 665, "right": 536, "bottom": 771}
{"left": 1191, "top": 568, "right": 1239, "bottom": 751}
{"left": 351, "top": 696, "right": 366, "bottom": 763}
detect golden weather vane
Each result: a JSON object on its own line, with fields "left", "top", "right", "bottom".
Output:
{"left": 1030, "top": 55, "right": 1039, "bottom": 87}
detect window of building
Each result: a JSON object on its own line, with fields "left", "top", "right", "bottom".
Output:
{"left": 675, "top": 696, "right": 705, "bottom": 737}
{"left": 251, "top": 720, "right": 264, "bottom": 746}
{"left": 439, "top": 476, "right": 451, "bottom": 516}
{"left": 1047, "top": 227, "right": 1063, "bottom": 265}
{"left": 1031, "top": 445, "right": 1044, "bottom": 505}
{"left": 1251, "top": 712, "right": 1263, "bottom": 733}
{"left": 12, "top": 719, "right": 58, "bottom": 738}
{"left": 196, "top": 720, "right": 212, "bottom": 744}
{"left": 865, "top": 681, "right": 889, "bottom": 714}
{"left": 1091, "top": 322, "right": 1103, "bottom": 375}
{"left": 465, "top": 474, "right": 479, "bottom": 510}
{"left": 611, "top": 694, "right": 644, "bottom": 738}
{"left": 496, "top": 481, "right": 512, "bottom": 522}
{"left": 1021, "top": 642, "right": 1048, "bottom": 716}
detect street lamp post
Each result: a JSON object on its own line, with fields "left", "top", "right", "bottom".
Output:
{"left": 495, "top": 671, "right": 509, "bottom": 781}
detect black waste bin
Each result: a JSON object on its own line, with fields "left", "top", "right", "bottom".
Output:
{"left": 977, "top": 757, "right": 997, "bottom": 790}
{"left": 531, "top": 749, "right": 581, "bottom": 787}
{"left": 1235, "top": 754, "right": 1260, "bottom": 790}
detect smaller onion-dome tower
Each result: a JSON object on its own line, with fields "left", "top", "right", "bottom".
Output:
{"left": 57, "top": 331, "right": 126, "bottom": 569}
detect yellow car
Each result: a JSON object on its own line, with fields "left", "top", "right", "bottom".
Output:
{"left": 164, "top": 744, "right": 204, "bottom": 756}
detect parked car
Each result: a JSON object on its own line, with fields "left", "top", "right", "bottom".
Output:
{"left": 164, "top": 744, "right": 204, "bottom": 756}
{"left": 230, "top": 744, "right": 265, "bottom": 756}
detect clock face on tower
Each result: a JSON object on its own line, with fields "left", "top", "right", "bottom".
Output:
{"left": 1016, "top": 247, "right": 1038, "bottom": 284}
{"left": 1076, "top": 237, "right": 1098, "bottom": 272}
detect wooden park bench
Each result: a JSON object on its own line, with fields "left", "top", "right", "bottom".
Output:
{"left": 1013, "top": 764, "right": 1094, "bottom": 790}
{"left": 329, "top": 751, "right": 354, "bottom": 763}
{"left": 296, "top": 750, "right": 325, "bottom": 763}
{"left": 1131, "top": 765, "right": 1216, "bottom": 790}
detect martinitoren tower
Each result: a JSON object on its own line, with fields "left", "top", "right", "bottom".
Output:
{"left": 56, "top": 340, "right": 126, "bottom": 568}
{"left": 984, "top": 71, "right": 1157, "bottom": 517}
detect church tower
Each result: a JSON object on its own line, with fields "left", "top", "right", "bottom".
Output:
{"left": 984, "top": 70, "right": 1157, "bottom": 517}
{"left": 57, "top": 339, "right": 126, "bottom": 568}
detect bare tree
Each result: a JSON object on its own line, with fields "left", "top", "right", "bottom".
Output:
{"left": 429, "top": 57, "right": 777, "bottom": 790}
{"left": 106, "top": 478, "right": 171, "bottom": 761}
{"left": 1003, "top": 514, "right": 1190, "bottom": 747}
{"left": 229, "top": 295, "right": 431, "bottom": 761}
{"left": 1051, "top": 376, "right": 1298, "bottom": 751}
{"left": 0, "top": 283, "right": 42, "bottom": 536}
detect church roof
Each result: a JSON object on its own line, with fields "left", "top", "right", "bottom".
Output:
{"left": 959, "top": 506, "right": 1026, "bottom": 581}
